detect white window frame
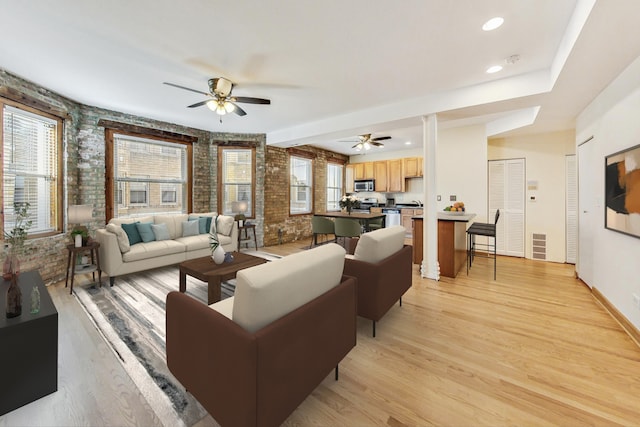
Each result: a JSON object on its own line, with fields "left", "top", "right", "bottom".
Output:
{"left": 327, "top": 163, "right": 343, "bottom": 211}
{"left": 290, "top": 155, "right": 313, "bottom": 215}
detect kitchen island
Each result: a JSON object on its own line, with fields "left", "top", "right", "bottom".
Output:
{"left": 412, "top": 212, "right": 476, "bottom": 278}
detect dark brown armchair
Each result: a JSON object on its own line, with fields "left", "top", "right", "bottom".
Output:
{"left": 343, "top": 225, "right": 412, "bottom": 337}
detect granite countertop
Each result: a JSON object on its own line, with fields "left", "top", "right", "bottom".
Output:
{"left": 412, "top": 212, "right": 476, "bottom": 222}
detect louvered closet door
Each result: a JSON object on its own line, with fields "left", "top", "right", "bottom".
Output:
{"left": 488, "top": 159, "right": 525, "bottom": 257}
{"left": 565, "top": 155, "right": 577, "bottom": 264}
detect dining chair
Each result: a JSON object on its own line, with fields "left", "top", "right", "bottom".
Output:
{"left": 334, "top": 217, "right": 362, "bottom": 248}
{"left": 309, "top": 216, "right": 336, "bottom": 248}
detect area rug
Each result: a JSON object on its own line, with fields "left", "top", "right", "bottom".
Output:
{"left": 74, "top": 251, "right": 282, "bottom": 427}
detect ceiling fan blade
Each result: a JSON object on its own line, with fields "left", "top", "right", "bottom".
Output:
{"left": 163, "top": 82, "right": 209, "bottom": 96}
{"left": 230, "top": 102, "right": 247, "bottom": 116}
{"left": 187, "top": 100, "right": 210, "bottom": 108}
{"left": 371, "top": 141, "right": 384, "bottom": 147}
{"left": 371, "top": 136, "right": 391, "bottom": 142}
{"left": 232, "top": 96, "right": 271, "bottom": 105}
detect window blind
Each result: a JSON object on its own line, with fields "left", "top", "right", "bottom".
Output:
{"left": 3, "top": 105, "right": 58, "bottom": 234}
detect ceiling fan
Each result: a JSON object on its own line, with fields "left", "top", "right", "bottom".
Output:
{"left": 163, "top": 77, "right": 270, "bottom": 117}
{"left": 345, "top": 134, "right": 392, "bottom": 151}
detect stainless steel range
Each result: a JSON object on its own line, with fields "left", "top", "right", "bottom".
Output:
{"left": 357, "top": 197, "right": 379, "bottom": 212}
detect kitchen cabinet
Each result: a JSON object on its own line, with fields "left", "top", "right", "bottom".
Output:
{"left": 403, "top": 157, "right": 423, "bottom": 178}
{"left": 370, "top": 207, "right": 383, "bottom": 214}
{"left": 401, "top": 209, "right": 414, "bottom": 234}
{"left": 353, "top": 163, "right": 365, "bottom": 180}
{"left": 402, "top": 208, "right": 422, "bottom": 234}
{"left": 364, "top": 162, "right": 374, "bottom": 179}
{"left": 373, "top": 161, "right": 388, "bottom": 192}
{"left": 345, "top": 164, "right": 355, "bottom": 193}
{"left": 387, "top": 159, "right": 404, "bottom": 192}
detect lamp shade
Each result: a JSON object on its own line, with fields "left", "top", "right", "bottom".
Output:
{"left": 68, "top": 205, "right": 93, "bottom": 224}
{"left": 237, "top": 201, "right": 248, "bottom": 213}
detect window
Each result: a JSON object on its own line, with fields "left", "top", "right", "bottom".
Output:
{"left": 108, "top": 132, "right": 190, "bottom": 218}
{"left": 160, "top": 184, "right": 177, "bottom": 205}
{"left": 2, "top": 102, "right": 63, "bottom": 237}
{"left": 327, "top": 163, "right": 343, "bottom": 211}
{"left": 290, "top": 155, "right": 312, "bottom": 214}
{"left": 219, "top": 147, "right": 255, "bottom": 217}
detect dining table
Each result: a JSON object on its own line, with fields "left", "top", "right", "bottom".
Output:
{"left": 315, "top": 211, "right": 386, "bottom": 232}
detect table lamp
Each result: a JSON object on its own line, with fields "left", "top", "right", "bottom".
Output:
{"left": 68, "top": 204, "right": 93, "bottom": 247}
{"left": 233, "top": 201, "right": 248, "bottom": 227}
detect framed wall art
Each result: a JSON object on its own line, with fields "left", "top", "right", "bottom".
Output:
{"left": 605, "top": 143, "right": 640, "bottom": 238}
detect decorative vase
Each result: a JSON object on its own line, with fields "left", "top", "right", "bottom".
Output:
{"left": 74, "top": 234, "right": 83, "bottom": 248}
{"left": 212, "top": 245, "right": 225, "bottom": 264}
{"left": 2, "top": 252, "right": 20, "bottom": 281}
{"left": 6, "top": 273, "right": 22, "bottom": 318}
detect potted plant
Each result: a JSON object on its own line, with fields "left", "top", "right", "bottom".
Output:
{"left": 3, "top": 202, "right": 32, "bottom": 279}
{"left": 339, "top": 195, "right": 360, "bottom": 215}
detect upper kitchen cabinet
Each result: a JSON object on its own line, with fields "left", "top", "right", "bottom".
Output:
{"left": 403, "top": 157, "right": 423, "bottom": 178}
{"left": 352, "top": 162, "right": 374, "bottom": 180}
{"left": 345, "top": 164, "right": 355, "bottom": 193}
{"left": 374, "top": 161, "right": 388, "bottom": 192}
{"left": 387, "top": 158, "right": 404, "bottom": 192}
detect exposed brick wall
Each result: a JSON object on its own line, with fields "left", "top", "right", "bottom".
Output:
{"left": 1, "top": 69, "right": 342, "bottom": 282}
{"left": 264, "top": 145, "right": 348, "bottom": 246}
{"left": 0, "top": 69, "right": 265, "bottom": 284}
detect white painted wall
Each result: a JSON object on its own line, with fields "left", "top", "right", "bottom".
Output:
{"left": 488, "top": 130, "right": 576, "bottom": 262}
{"left": 437, "top": 126, "right": 488, "bottom": 223}
{"left": 576, "top": 54, "right": 640, "bottom": 331}
{"left": 349, "top": 127, "right": 487, "bottom": 217}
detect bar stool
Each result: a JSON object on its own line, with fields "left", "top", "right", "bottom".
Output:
{"left": 466, "top": 209, "right": 500, "bottom": 280}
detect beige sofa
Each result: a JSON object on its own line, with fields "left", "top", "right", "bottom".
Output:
{"left": 166, "top": 243, "right": 357, "bottom": 427}
{"left": 95, "top": 213, "right": 238, "bottom": 286}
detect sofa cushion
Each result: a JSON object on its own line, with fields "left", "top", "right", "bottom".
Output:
{"left": 109, "top": 215, "right": 154, "bottom": 227}
{"left": 122, "top": 239, "right": 186, "bottom": 262}
{"left": 214, "top": 215, "right": 234, "bottom": 236}
{"left": 182, "top": 220, "right": 200, "bottom": 237}
{"left": 232, "top": 243, "right": 346, "bottom": 333}
{"left": 151, "top": 223, "right": 170, "bottom": 241}
{"left": 210, "top": 296, "right": 234, "bottom": 319}
{"left": 136, "top": 222, "right": 155, "bottom": 243}
{"left": 154, "top": 214, "right": 189, "bottom": 240}
{"left": 121, "top": 222, "right": 142, "bottom": 245}
{"left": 175, "top": 234, "right": 210, "bottom": 251}
{"left": 353, "top": 225, "right": 405, "bottom": 264}
{"left": 189, "top": 215, "right": 212, "bottom": 234}
{"left": 105, "top": 223, "right": 130, "bottom": 253}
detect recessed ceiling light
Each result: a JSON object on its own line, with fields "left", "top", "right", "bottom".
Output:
{"left": 405, "top": 141, "right": 412, "bottom": 145}
{"left": 482, "top": 17, "right": 504, "bottom": 31}
{"left": 486, "top": 65, "right": 503, "bottom": 74}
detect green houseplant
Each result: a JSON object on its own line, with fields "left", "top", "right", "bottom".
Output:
{"left": 3, "top": 202, "right": 32, "bottom": 279}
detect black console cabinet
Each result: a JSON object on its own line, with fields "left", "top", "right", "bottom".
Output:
{"left": 0, "top": 270, "right": 58, "bottom": 416}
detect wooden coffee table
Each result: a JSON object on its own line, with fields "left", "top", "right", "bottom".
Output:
{"left": 179, "top": 251, "right": 268, "bottom": 304}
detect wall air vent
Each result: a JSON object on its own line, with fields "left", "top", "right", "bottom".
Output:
{"left": 532, "top": 233, "right": 546, "bottom": 260}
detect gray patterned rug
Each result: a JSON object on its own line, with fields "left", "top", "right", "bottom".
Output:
{"left": 74, "top": 252, "right": 281, "bottom": 427}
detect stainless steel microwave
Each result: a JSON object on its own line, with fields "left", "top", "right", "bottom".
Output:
{"left": 354, "top": 179, "right": 375, "bottom": 192}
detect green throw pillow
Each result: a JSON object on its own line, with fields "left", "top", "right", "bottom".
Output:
{"left": 136, "top": 222, "right": 155, "bottom": 243}
{"left": 182, "top": 220, "right": 199, "bottom": 237}
{"left": 151, "top": 223, "right": 170, "bottom": 241}
{"left": 121, "top": 222, "right": 142, "bottom": 245}
{"left": 200, "top": 216, "right": 212, "bottom": 234}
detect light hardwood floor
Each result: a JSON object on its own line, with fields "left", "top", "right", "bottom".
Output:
{"left": 3, "top": 240, "right": 640, "bottom": 426}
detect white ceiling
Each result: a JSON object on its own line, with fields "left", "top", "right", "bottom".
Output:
{"left": 3, "top": 0, "right": 640, "bottom": 155}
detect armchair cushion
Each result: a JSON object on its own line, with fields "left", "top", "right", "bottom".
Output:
{"left": 353, "top": 225, "right": 405, "bottom": 263}
{"left": 232, "top": 243, "right": 346, "bottom": 333}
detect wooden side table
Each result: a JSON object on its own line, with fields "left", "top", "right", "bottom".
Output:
{"left": 65, "top": 241, "right": 102, "bottom": 294}
{"left": 237, "top": 223, "right": 258, "bottom": 251}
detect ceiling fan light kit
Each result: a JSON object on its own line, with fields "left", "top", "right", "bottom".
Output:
{"left": 164, "top": 77, "right": 270, "bottom": 118}
{"left": 350, "top": 133, "right": 390, "bottom": 151}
